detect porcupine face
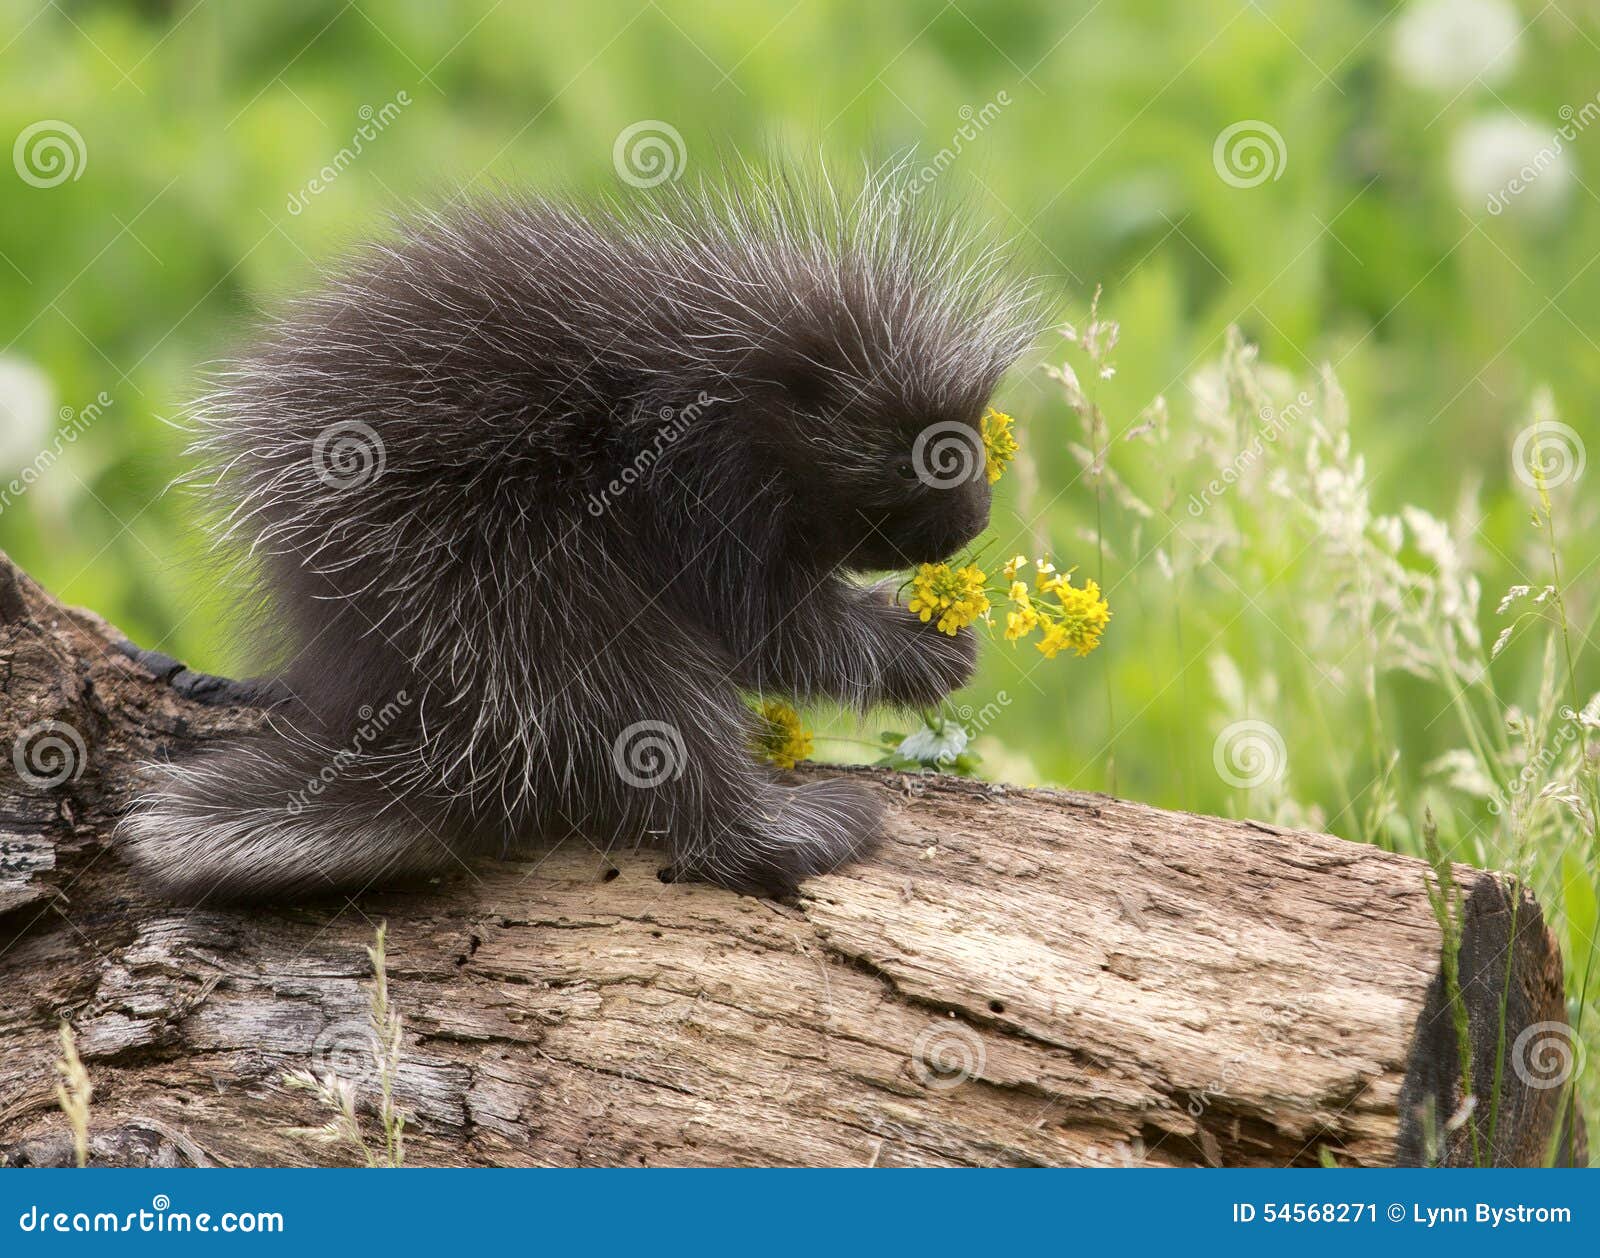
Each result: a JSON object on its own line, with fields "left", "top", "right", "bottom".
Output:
{"left": 619, "top": 171, "right": 1037, "bottom": 575}
{"left": 743, "top": 297, "right": 1000, "bottom": 575}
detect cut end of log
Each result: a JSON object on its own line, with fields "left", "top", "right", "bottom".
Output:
{"left": 1396, "top": 875, "right": 1587, "bottom": 1167}
{"left": 0, "top": 548, "right": 1588, "bottom": 1167}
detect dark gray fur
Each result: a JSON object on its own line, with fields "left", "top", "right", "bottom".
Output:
{"left": 120, "top": 169, "right": 1038, "bottom": 900}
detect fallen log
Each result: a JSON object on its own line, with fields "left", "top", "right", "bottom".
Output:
{"left": 0, "top": 550, "right": 1586, "bottom": 1167}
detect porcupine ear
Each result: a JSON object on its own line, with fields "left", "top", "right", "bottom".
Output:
{"left": 748, "top": 325, "right": 847, "bottom": 414}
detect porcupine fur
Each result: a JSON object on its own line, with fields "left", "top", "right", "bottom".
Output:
{"left": 119, "top": 166, "right": 1039, "bottom": 899}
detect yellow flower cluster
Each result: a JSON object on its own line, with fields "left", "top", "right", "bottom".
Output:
{"left": 907, "top": 562, "right": 991, "bottom": 636}
{"left": 980, "top": 408, "right": 1019, "bottom": 485}
{"left": 999, "top": 555, "right": 1110, "bottom": 658}
{"left": 903, "top": 554, "right": 1110, "bottom": 658}
{"left": 751, "top": 699, "right": 813, "bottom": 769}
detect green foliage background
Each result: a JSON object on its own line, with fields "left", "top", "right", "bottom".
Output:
{"left": 3, "top": 0, "right": 1599, "bottom": 1143}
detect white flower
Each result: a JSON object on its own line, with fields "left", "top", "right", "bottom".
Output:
{"left": 1392, "top": 0, "right": 1521, "bottom": 93}
{"left": 0, "top": 355, "right": 56, "bottom": 476}
{"left": 897, "top": 722, "right": 969, "bottom": 766}
{"left": 1451, "top": 114, "right": 1572, "bottom": 220}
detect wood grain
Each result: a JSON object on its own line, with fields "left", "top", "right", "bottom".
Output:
{"left": 0, "top": 550, "right": 1585, "bottom": 1167}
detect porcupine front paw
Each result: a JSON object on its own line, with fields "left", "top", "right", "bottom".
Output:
{"left": 873, "top": 617, "right": 978, "bottom": 709}
{"left": 666, "top": 777, "right": 886, "bottom": 896}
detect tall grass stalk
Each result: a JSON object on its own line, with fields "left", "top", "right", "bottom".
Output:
{"left": 1049, "top": 307, "right": 1598, "bottom": 1142}
{"left": 53, "top": 1022, "right": 92, "bottom": 1168}
{"left": 283, "top": 922, "right": 408, "bottom": 1167}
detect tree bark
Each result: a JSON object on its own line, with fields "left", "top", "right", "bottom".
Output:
{"left": 0, "top": 549, "right": 1586, "bottom": 1168}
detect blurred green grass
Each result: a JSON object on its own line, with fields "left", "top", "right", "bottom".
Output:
{"left": 5, "top": 0, "right": 1596, "bottom": 803}
{"left": 18, "top": 7, "right": 1588, "bottom": 777}
{"left": 4, "top": 5, "right": 1600, "bottom": 891}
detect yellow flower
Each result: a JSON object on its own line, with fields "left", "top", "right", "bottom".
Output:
{"left": 980, "top": 408, "right": 1019, "bottom": 484}
{"left": 903, "top": 551, "right": 1107, "bottom": 659}
{"left": 1037, "top": 575, "right": 1110, "bottom": 658}
{"left": 1004, "top": 605, "right": 1039, "bottom": 641}
{"left": 1034, "top": 614, "right": 1069, "bottom": 659}
{"left": 907, "top": 562, "right": 991, "bottom": 637}
{"left": 999, "top": 579, "right": 1034, "bottom": 641}
{"left": 993, "top": 560, "right": 1111, "bottom": 658}
{"left": 751, "top": 700, "right": 813, "bottom": 770}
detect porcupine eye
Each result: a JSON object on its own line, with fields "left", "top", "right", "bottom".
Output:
{"left": 892, "top": 456, "right": 917, "bottom": 482}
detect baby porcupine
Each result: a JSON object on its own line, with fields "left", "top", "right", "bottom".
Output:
{"left": 121, "top": 170, "right": 1039, "bottom": 899}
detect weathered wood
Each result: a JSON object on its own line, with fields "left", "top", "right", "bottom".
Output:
{"left": 0, "top": 549, "right": 1586, "bottom": 1167}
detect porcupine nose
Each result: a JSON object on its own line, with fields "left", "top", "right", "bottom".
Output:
{"left": 959, "top": 473, "right": 993, "bottom": 540}
{"left": 927, "top": 475, "right": 992, "bottom": 561}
